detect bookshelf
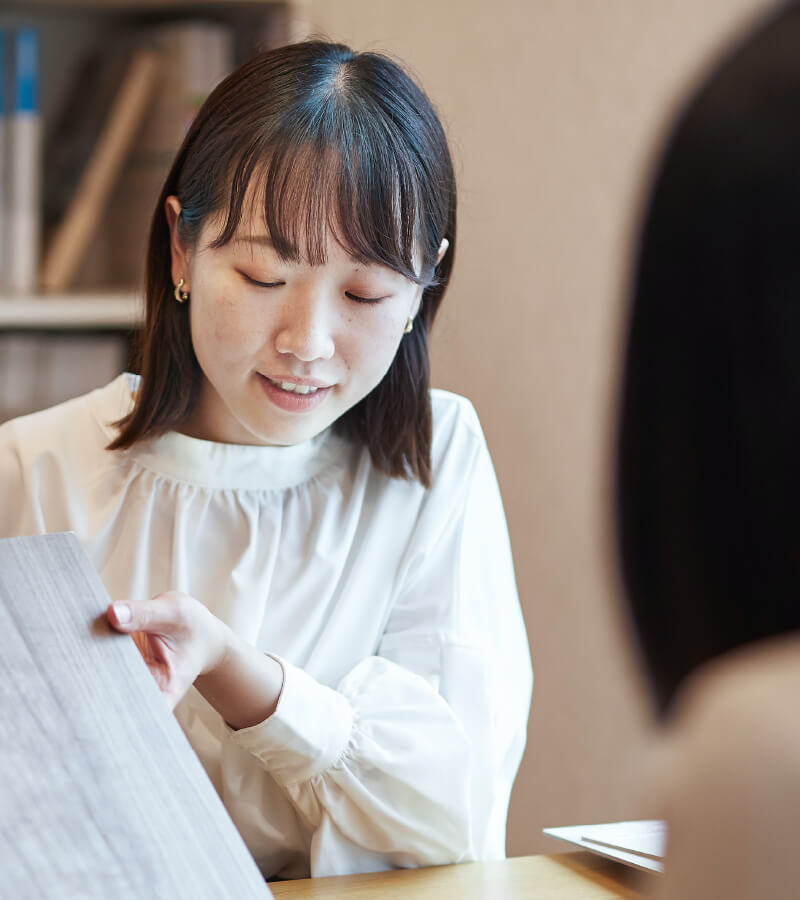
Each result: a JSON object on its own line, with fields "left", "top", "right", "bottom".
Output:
{"left": 0, "top": 293, "right": 141, "bottom": 331}
{"left": 0, "top": 0, "right": 307, "bottom": 423}
{"left": 0, "top": 0, "right": 308, "bottom": 302}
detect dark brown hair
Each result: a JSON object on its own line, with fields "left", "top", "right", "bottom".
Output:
{"left": 616, "top": 2, "right": 800, "bottom": 714}
{"left": 110, "top": 40, "right": 457, "bottom": 487}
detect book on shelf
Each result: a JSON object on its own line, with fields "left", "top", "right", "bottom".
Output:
{"left": 41, "top": 19, "right": 236, "bottom": 293}
{"left": 0, "top": 29, "right": 6, "bottom": 293}
{"left": 105, "top": 20, "right": 235, "bottom": 290}
{"left": 41, "top": 33, "right": 146, "bottom": 289}
{"left": 41, "top": 47, "right": 160, "bottom": 292}
{"left": 5, "top": 27, "right": 42, "bottom": 295}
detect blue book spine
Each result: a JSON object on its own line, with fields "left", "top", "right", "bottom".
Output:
{"left": 14, "top": 27, "right": 38, "bottom": 114}
{"left": 9, "top": 27, "right": 41, "bottom": 293}
{"left": 0, "top": 29, "right": 6, "bottom": 290}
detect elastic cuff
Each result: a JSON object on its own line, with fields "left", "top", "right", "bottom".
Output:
{"left": 228, "top": 654, "right": 353, "bottom": 785}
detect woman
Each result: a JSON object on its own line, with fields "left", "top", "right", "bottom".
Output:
{"left": 0, "top": 41, "right": 532, "bottom": 879}
{"left": 616, "top": 4, "right": 800, "bottom": 895}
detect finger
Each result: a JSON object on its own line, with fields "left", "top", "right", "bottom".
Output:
{"left": 106, "top": 594, "right": 191, "bottom": 637}
{"left": 107, "top": 601, "right": 133, "bottom": 631}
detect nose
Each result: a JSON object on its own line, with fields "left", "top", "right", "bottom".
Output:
{"left": 274, "top": 291, "right": 336, "bottom": 363}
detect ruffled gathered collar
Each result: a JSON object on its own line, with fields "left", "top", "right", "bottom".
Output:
{"left": 90, "top": 373, "right": 350, "bottom": 491}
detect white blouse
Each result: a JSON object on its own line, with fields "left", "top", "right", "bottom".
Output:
{"left": 0, "top": 374, "right": 532, "bottom": 879}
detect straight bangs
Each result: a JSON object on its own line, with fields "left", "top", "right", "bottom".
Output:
{"left": 208, "top": 115, "right": 435, "bottom": 287}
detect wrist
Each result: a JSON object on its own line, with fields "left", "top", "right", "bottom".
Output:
{"left": 201, "top": 610, "right": 234, "bottom": 676}
{"left": 194, "top": 632, "right": 284, "bottom": 730}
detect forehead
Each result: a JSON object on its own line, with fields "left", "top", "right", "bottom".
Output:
{"left": 204, "top": 146, "right": 423, "bottom": 279}
{"left": 207, "top": 212, "right": 372, "bottom": 271}
{"left": 202, "top": 172, "right": 422, "bottom": 280}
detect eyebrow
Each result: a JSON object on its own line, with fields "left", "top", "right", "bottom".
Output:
{"left": 235, "top": 235, "right": 274, "bottom": 247}
{"left": 233, "top": 233, "right": 371, "bottom": 268}
{"left": 230, "top": 234, "right": 404, "bottom": 277}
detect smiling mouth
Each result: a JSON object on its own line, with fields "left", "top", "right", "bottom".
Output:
{"left": 265, "top": 377, "right": 323, "bottom": 395}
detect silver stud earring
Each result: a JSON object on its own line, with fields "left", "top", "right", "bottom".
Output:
{"left": 174, "top": 278, "right": 189, "bottom": 303}
{"left": 404, "top": 316, "right": 414, "bottom": 334}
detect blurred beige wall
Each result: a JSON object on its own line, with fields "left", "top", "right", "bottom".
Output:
{"left": 310, "top": 0, "right": 772, "bottom": 855}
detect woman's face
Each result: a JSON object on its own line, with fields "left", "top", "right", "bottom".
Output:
{"left": 166, "top": 197, "right": 424, "bottom": 446}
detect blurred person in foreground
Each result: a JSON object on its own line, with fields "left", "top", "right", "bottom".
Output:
{"left": 616, "top": 2, "right": 800, "bottom": 897}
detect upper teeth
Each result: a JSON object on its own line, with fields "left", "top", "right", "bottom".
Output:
{"left": 271, "top": 379, "right": 319, "bottom": 395}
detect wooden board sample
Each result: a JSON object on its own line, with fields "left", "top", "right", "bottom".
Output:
{"left": 0, "top": 532, "right": 271, "bottom": 899}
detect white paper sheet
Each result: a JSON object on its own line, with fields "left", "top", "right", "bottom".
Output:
{"left": 543, "top": 819, "right": 666, "bottom": 872}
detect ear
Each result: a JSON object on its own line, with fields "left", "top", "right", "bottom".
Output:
{"left": 165, "top": 196, "right": 192, "bottom": 290}
{"left": 409, "top": 283, "right": 425, "bottom": 320}
{"left": 407, "top": 239, "right": 450, "bottom": 323}
{"left": 410, "top": 238, "right": 449, "bottom": 319}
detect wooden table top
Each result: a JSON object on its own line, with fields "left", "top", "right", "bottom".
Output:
{"left": 268, "top": 852, "right": 654, "bottom": 899}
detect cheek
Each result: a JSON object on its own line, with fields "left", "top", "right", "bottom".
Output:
{"left": 211, "top": 299, "right": 243, "bottom": 343}
{"left": 344, "top": 310, "right": 405, "bottom": 377}
{"left": 193, "top": 295, "right": 256, "bottom": 359}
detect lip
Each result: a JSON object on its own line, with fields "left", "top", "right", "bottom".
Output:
{"left": 256, "top": 372, "right": 332, "bottom": 413}
{"left": 262, "top": 374, "right": 332, "bottom": 390}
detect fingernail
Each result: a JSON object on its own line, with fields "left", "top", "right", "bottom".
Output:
{"left": 113, "top": 603, "right": 132, "bottom": 626}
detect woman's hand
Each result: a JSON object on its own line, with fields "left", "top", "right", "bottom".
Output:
{"left": 107, "top": 592, "right": 284, "bottom": 728}
{"left": 107, "top": 592, "right": 229, "bottom": 710}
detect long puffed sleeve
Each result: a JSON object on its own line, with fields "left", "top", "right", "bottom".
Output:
{"left": 228, "top": 396, "right": 533, "bottom": 876}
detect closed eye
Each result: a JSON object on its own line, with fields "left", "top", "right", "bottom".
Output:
{"left": 241, "top": 272, "right": 284, "bottom": 288}
{"left": 345, "top": 291, "right": 387, "bottom": 304}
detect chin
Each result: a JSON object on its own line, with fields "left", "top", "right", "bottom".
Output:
{"left": 252, "top": 422, "right": 322, "bottom": 447}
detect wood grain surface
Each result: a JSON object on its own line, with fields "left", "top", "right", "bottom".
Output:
{"left": 0, "top": 532, "right": 271, "bottom": 899}
{"left": 268, "top": 852, "right": 651, "bottom": 900}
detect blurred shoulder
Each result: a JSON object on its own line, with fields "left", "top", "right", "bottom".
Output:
{"left": 654, "top": 635, "right": 800, "bottom": 899}
{"left": 668, "top": 634, "right": 800, "bottom": 764}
